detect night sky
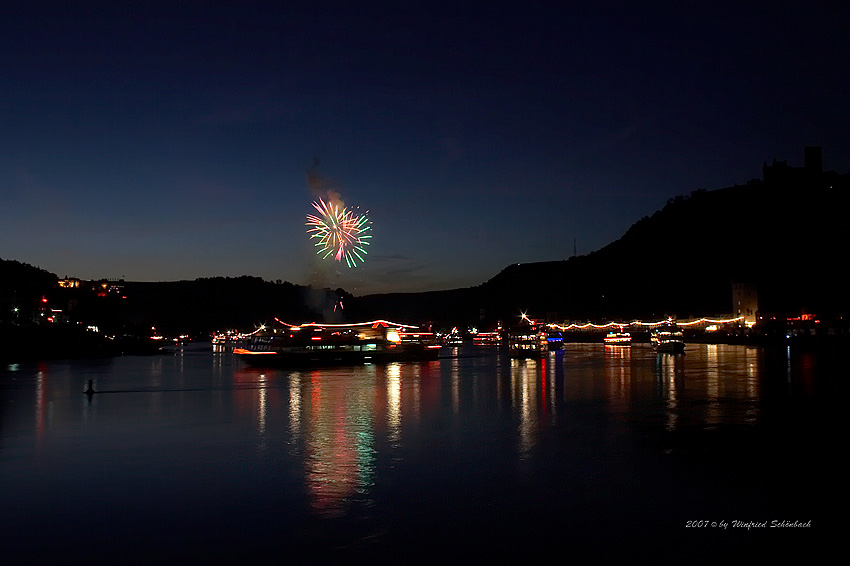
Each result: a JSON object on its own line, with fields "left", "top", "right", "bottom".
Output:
{"left": 2, "top": 1, "right": 849, "bottom": 295}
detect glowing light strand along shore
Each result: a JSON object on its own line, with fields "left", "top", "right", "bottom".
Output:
{"left": 547, "top": 316, "right": 746, "bottom": 331}
{"left": 305, "top": 198, "right": 372, "bottom": 267}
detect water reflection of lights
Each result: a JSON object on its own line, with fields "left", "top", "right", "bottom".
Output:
{"left": 705, "top": 344, "right": 720, "bottom": 426}
{"left": 510, "top": 358, "right": 540, "bottom": 460}
{"left": 410, "top": 363, "right": 422, "bottom": 425}
{"left": 36, "top": 368, "right": 46, "bottom": 439}
{"left": 387, "top": 363, "right": 402, "bottom": 445}
{"left": 451, "top": 355, "right": 460, "bottom": 414}
{"left": 604, "top": 343, "right": 632, "bottom": 404}
{"left": 796, "top": 350, "right": 817, "bottom": 396}
{"left": 539, "top": 355, "right": 548, "bottom": 413}
{"left": 149, "top": 357, "right": 163, "bottom": 377}
{"left": 656, "top": 354, "right": 682, "bottom": 432}
{"left": 289, "top": 373, "right": 302, "bottom": 442}
{"left": 743, "top": 347, "right": 759, "bottom": 423}
{"left": 257, "top": 373, "right": 267, "bottom": 437}
{"left": 213, "top": 347, "right": 224, "bottom": 376}
{"left": 652, "top": 345, "right": 765, "bottom": 434}
{"left": 786, "top": 345, "right": 792, "bottom": 383}
{"left": 703, "top": 345, "right": 762, "bottom": 426}
{"left": 299, "top": 369, "right": 377, "bottom": 517}
{"left": 495, "top": 358, "right": 505, "bottom": 410}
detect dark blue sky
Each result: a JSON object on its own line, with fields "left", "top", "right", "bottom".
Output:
{"left": 2, "top": 1, "right": 849, "bottom": 294}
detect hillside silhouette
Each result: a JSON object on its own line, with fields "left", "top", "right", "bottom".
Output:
{"left": 0, "top": 259, "right": 57, "bottom": 319}
{"left": 349, "top": 147, "right": 849, "bottom": 327}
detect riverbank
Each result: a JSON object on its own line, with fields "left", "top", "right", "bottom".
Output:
{"left": 0, "top": 324, "right": 162, "bottom": 362}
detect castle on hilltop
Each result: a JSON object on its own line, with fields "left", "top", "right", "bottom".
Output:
{"left": 762, "top": 146, "right": 848, "bottom": 187}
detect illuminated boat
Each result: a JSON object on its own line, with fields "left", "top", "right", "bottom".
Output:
{"left": 507, "top": 324, "right": 548, "bottom": 358}
{"left": 211, "top": 330, "right": 245, "bottom": 352}
{"left": 443, "top": 327, "right": 464, "bottom": 346}
{"left": 234, "top": 320, "right": 441, "bottom": 367}
{"left": 472, "top": 331, "right": 501, "bottom": 346}
{"left": 651, "top": 323, "right": 685, "bottom": 353}
{"left": 603, "top": 330, "right": 632, "bottom": 345}
{"left": 546, "top": 328, "right": 564, "bottom": 350}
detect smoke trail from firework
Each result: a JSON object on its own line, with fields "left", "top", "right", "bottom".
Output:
{"left": 306, "top": 198, "right": 371, "bottom": 267}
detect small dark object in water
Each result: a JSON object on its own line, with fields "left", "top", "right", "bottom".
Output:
{"left": 84, "top": 379, "right": 96, "bottom": 396}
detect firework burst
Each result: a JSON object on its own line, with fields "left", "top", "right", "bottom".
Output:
{"left": 306, "top": 198, "right": 371, "bottom": 267}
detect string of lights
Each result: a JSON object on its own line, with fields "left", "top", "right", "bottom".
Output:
{"left": 547, "top": 316, "right": 745, "bottom": 331}
{"left": 273, "top": 318, "right": 420, "bottom": 330}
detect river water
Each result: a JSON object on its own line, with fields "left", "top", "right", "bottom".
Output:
{"left": 0, "top": 343, "right": 837, "bottom": 563}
